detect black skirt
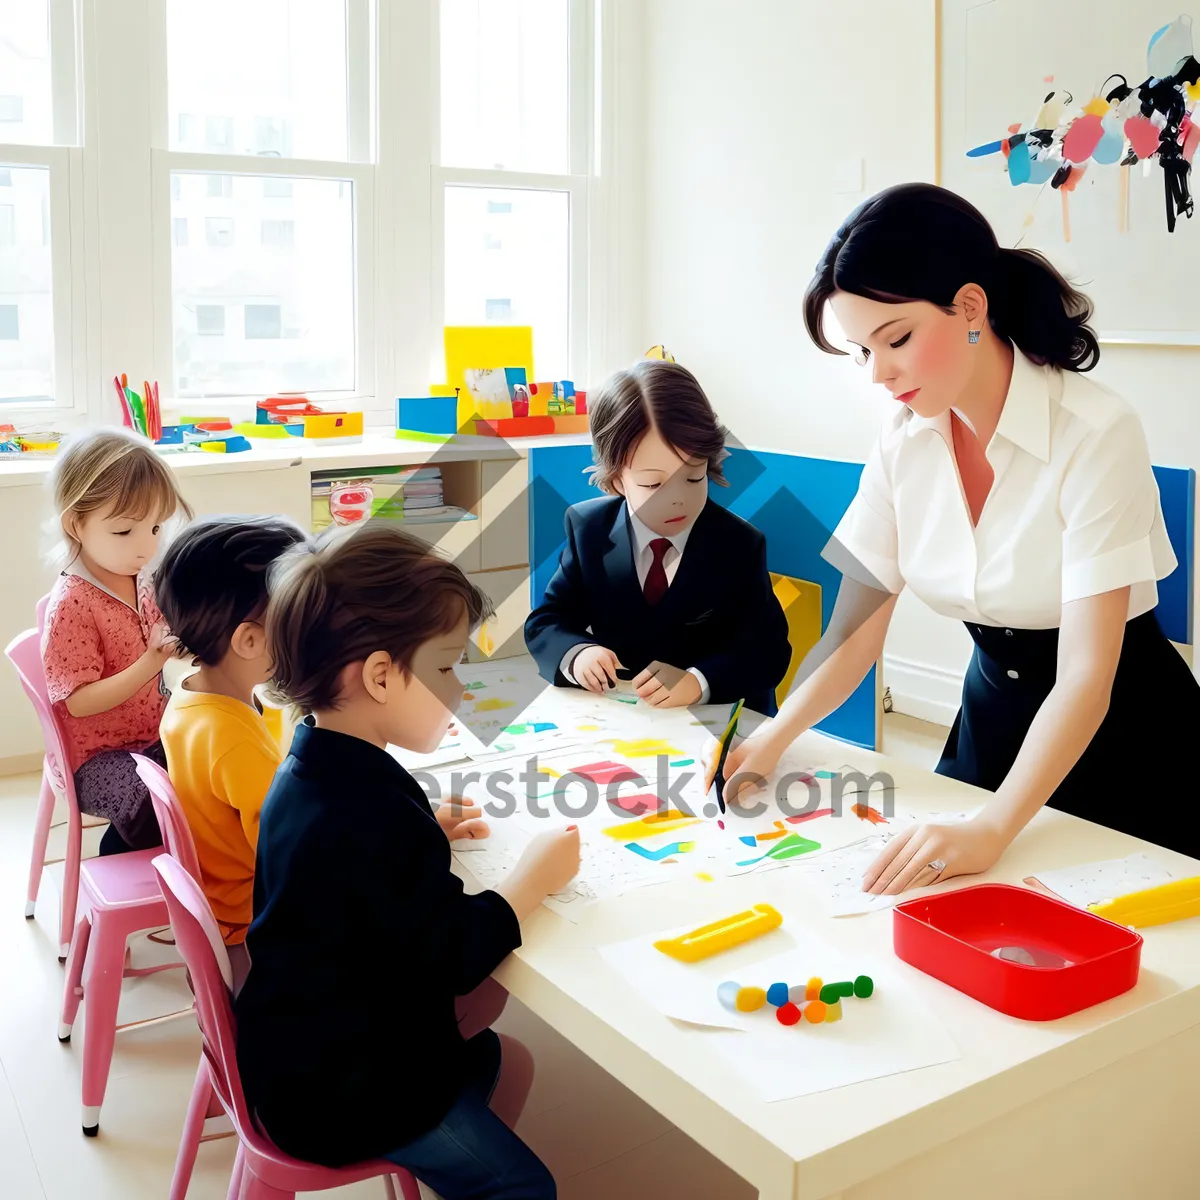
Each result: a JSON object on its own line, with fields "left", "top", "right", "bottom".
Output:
{"left": 937, "top": 612, "right": 1200, "bottom": 858}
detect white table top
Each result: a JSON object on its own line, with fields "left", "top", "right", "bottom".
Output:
{"left": 429, "top": 688, "right": 1200, "bottom": 1200}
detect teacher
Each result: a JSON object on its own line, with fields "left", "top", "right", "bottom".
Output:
{"left": 721, "top": 183, "right": 1200, "bottom": 892}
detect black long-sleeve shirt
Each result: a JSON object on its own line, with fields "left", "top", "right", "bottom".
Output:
{"left": 235, "top": 722, "right": 521, "bottom": 1167}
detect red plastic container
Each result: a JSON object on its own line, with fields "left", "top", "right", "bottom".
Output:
{"left": 893, "top": 883, "right": 1142, "bottom": 1021}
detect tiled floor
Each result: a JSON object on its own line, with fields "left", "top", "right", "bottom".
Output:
{"left": 0, "top": 712, "right": 947, "bottom": 1200}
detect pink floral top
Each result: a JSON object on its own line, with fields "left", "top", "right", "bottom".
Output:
{"left": 41, "top": 565, "right": 167, "bottom": 774}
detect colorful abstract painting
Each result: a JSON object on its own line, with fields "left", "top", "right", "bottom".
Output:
{"left": 966, "top": 15, "right": 1199, "bottom": 237}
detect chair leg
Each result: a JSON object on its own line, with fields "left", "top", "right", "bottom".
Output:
{"left": 79, "top": 916, "right": 125, "bottom": 1136}
{"left": 226, "top": 1145, "right": 246, "bottom": 1200}
{"left": 60, "top": 802, "right": 83, "bottom": 961}
{"left": 26, "top": 769, "right": 55, "bottom": 919}
{"left": 58, "top": 913, "right": 91, "bottom": 1040}
{"left": 171, "top": 1059, "right": 212, "bottom": 1200}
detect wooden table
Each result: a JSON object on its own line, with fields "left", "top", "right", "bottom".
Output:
{"left": 431, "top": 689, "right": 1200, "bottom": 1199}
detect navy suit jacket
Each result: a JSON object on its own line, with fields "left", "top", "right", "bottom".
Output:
{"left": 235, "top": 723, "right": 521, "bottom": 1167}
{"left": 524, "top": 496, "right": 792, "bottom": 715}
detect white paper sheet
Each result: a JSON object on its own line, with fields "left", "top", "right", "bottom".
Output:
{"left": 1030, "top": 853, "right": 1180, "bottom": 910}
{"left": 598, "top": 924, "right": 959, "bottom": 1101}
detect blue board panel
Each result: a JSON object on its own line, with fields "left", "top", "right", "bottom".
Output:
{"left": 1151, "top": 464, "right": 1194, "bottom": 646}
{"left": 529, "top": 443, "right": 879, "bottom": 750}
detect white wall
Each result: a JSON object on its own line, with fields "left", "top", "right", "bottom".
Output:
{"left": 637, "top": 0, "right": 1200, "bottom": 726}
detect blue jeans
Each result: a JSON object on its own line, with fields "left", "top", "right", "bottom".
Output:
{"left": 385, "top": 1030, "right": 555, "bottom": 1200}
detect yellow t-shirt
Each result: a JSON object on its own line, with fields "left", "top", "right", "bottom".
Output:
{"left": 160, "top": 686, "right": 282, "bottom": 945}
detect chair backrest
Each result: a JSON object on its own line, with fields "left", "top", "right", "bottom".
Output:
{"left": 4, "top": 626, "right": 75, "bottom": 805}
{"left": 133, "top": 754, "right": 204, "bottom": 882}
{"left": 152, "top": 854, "right": 260, "bottom": 1144}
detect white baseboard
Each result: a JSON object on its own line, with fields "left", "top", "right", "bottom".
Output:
{"left": 884, "top": 654, "right": 963, "bottom": 728}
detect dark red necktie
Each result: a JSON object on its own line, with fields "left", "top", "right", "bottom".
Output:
{"left": 643, "top": 538, "right": 672, "bottom": 605}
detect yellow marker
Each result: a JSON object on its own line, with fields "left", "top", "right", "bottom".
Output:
{"left": 1088, "top": 875, "right": 1200, "bottom": 928}
{"left": 653, "top": 903, "right": 782, "bottom": 963}
{"left": 602, "top": 810, "right": 700, "bottom": 841}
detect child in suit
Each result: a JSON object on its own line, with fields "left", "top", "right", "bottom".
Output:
{"left": 525, "top": 359, "right": 792, "bottom": 715}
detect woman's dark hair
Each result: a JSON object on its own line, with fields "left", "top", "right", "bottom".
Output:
{"left": 155, "top": 514, "right": 308, "bottom": 666}
{"left": 587, "top": 359, "right": 730, "bottom": 492}
{"left": 266, "top": 521, "right": 493, "bottom": 713}
{"left": 803, "top": 183, "right": 1100, "bottom": 372}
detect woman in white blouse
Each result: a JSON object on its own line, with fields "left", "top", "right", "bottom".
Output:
{"left": 720, "top": 183, "right": 1199, "bottom": 892}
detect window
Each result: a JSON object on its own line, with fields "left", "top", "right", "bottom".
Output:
{"left": 0, "top": 97, "right": 24, "bottom": 124}
{"left": 436, "top": 0, "right": 587, "bottom": 386}
{"left": 205, "top": 115, "right": 234, "bottom": 149}
{"left": 245, "top": 304, "right": 282, "bottom": 339}
{"left": 172, "top": 217, "right": 189, "bottom": 247}
{"left": 196, "top": 304, "right": 225, "bottom": 335}
{"left": 171, "top": 172, "right": 355, "bottom": 396}
{"left": 171, "top": 175, "right": 183, "bottom": 200}
{"left": 444, "top": 185, "right": 571, "bottom": 379}
{"left": 254, "top": 117, "right": 292, "bottom": 158}
{"left": 0, "top": 165, "right": 55, "bottom": 402}
{"left": 260, "top": 218, "right": 294, "bottom": 248}
{"left": 206, "top": 174, "right": 233, "bottom": 199}
{"left": 263, "top": 177, "right": 293, "bottom": 199}
{"left": 440, "top": 0, "right": 570, "bottom": 174}
{"left": 167, "top": 0, "right": 352, "bottom": 161}
{"left": 178, "top": 113, "right": 201, "bottom": 144}
{"left": 0, "top": 169, "right": 12, "bottom": 187}
{"left": 205, "top": 217, "right": 234, "bottom": 247}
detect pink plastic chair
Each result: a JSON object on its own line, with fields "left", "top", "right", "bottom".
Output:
{"left": 151, "top": 854, "right": 421, "bottom": 1200}
{"left": 6, "top": 623, "right": 86, "bottom": 959}
{"left": 134, "top": 754, "right": 204, "bottom": 883}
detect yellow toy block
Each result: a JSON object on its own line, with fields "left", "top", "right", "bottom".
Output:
{"left": 653, "top": 903, "right": 783, "bottom": 963}
{"left": 304, "top": 412, "right": 364, "bottom": 440}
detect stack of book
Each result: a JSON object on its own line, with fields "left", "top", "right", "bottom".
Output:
{"left": 310, "top": 465, "right": 476, "bottom": 533}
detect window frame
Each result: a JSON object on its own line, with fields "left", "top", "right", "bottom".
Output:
{"left": 0, "top": 0, "right": 85, "bottom": 417}
{"left": 429, "top": 0, "right": 594, "bottom": 386}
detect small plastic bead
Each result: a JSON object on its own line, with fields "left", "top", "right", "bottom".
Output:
{"left": 717, "top": 981, "right": 741, "bottom": 1013}
{"left": 776, "top": 1001, "right": 802, "bottom": 1026}
{"left": 736, "top": 986, "right": 767, "bottom": 1012}
{"left": 766, "top": 982, "right": 790, "bottom": 1008}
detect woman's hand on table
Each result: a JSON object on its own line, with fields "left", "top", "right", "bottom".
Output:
{"left": 861, "top": 816, "right": 1009, "bottom": 895}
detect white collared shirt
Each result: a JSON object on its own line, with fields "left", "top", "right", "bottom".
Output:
{"left": 823, "top": 350, "right": 1177, "bottom": 628}
{"left": 561, "top": 508, "right": 710, "bottom": 700}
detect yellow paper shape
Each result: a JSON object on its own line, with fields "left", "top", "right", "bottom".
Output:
{"left": 604, "top": 737, "right": 684, "bottom": 758}
{"left": 602, "top": 810, "right": 700, "bottom": 841}
{"left": 1083, "top": 96, "right": 1109, "bottom": 117}
{"left": 474, "top": 697, "right": 515, "bottom": 712}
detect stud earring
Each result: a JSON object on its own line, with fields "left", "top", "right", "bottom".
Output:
{"left": 968, "top": 329, "right": 981, "bottom": 344}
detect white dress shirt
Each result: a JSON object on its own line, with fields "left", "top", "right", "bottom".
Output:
{"left": 823, "top": 350, "right": 1177, "bottom": 628}
{"left": 561, "top": 508, "right": 711, "bottom": 700}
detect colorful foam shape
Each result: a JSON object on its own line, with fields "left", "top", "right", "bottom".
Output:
{"left": 853, "top": 975, "right": 874, "bottom": 999}
{"left": 612, "top": 792, "right": 661, "bottom": 816}
{"left": 776, "top": 1001, "right": 802, "bottom": 1026}
{"left": 805, "top": 977, "right": 823, "bottom": 1002}
{"left": 573, "top": 761, "right": 641, "bottom": 785}
{"left": 625, "top": 839, "right": 694, "bottom": 862}
{"left": 804, "top": 999, "right": 827, "bottom": 1024}
{"left": 825, "top": 1000, "right": 843, "bottom": 1023}
{"left": 603, "top": 810, "right": 699, "bottom": 842}
{"left": 717, "top": 981, "right": 741, "bottom": 1013}
{"left": 735, "top": 986, "right": 767, "bottom": 1013}
{"left": 819, "top": 983, "right": 842, "bottom": 1005}
{"left": 766, "top": 982, "right": 790, "bottom": 1008}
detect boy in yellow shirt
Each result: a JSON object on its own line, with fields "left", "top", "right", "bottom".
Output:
{"left": 155, "top": 515, "right": 307, "bottom": 975}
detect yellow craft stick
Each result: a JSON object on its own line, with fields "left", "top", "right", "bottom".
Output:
{"left": 1088, "top": 875, "right": 1200, "bottom": 927}
{"left": 653, "top": 903, "right": 782, "bottom": 963}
